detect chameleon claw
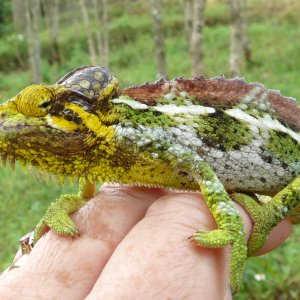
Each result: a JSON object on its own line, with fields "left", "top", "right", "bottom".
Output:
{"left": 188, "top": 235, "right": 195, "bottom": 242}
{"left": 20, "top": 231, "right": 35, "bottom": 254}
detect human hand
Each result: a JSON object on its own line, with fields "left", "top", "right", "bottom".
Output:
{"left": 0, "top": 185, "right": 291, "bottom": 300}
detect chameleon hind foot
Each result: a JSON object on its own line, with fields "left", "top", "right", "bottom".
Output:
{"left": 231, "top": 193, "right": 271, "bottom": 255}
{"left": 233, "top": 177, "right": 300, "bottom": 256}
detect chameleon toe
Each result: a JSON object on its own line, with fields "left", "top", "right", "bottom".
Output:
{"left": 193, "top": 229, "right": 233, "bottom": 248}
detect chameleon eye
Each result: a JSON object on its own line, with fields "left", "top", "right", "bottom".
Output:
{"left": 16, "top": 85, "right": 54, "bottom": 117}
{"left": 40, "top": 101, "right": 51, "bottom": 109}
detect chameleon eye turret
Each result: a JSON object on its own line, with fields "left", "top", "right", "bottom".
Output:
{"left": 15, "top": 85, "right": 54, "bottom": 117}
{"left": 1, "top": 66, "right": 300, "bottom": 294}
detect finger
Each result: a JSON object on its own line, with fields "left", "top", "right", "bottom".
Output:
{"left": 87, "top": 192, "right": 234, "bottom": 299}
{"left": 0, "top": 186, "right": 166, "bottom": 300}
{"left": 87, "top": 192, "right": 292, "bottom": 300}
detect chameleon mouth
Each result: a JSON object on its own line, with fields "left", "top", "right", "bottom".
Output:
{"left": 0, "top": 140, "right": 84, "bottom": 186}
{"left": 0, "top": 122, "right": 88, "bottom": 152}
{"left": 0, "top": 122, "right": 92, "bottom": 178}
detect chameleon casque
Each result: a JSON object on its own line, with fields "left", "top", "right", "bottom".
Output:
{"left": 1, "top": 66, "right": 300, "bottom": 293}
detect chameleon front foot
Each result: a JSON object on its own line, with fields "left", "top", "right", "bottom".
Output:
{"left": 189, "top": 162, "right": 248, "bottom": 294}
{"left": 32, "top": 194, "right": 86, "bottom": 244}
{"left": 20, "top": 194, "right": 86, "bottom": 254}
{"left": 193, "top": 228, "right": 232, "bottom": 247}
{"left": 20, "top": 178, "right": 96, "bottom": 252}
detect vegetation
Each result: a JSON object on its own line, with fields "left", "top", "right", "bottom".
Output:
{"left": 1, "top": 0, "right": 300, "bottom": 298}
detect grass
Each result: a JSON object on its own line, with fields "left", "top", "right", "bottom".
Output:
{"left": 1, "top": 0, "right": 300, "bottom": 298}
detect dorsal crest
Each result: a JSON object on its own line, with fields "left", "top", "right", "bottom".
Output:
{"left": 121, "top": 77, "right": 300, "bottom": 131}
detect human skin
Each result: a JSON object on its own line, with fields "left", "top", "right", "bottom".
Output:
{"left": 0, "top": 185, "right": 291, "bottom": 300}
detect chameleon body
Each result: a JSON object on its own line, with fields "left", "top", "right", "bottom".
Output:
{"left": 1, "top": 66, "right": 300, "bottom": 293}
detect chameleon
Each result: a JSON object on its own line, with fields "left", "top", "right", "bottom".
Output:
{"left": 0, "top": 66, "right": 300, "bottom": 294}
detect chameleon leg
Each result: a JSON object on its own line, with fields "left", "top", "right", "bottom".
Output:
{"left": 232, "top": 176, "right": 300, "bottom": 256}
{"left": 191, "top": 162, "right": 247, "bottom": 294}
{"left": 32, "top": 178, "right": 96, "bottom": 244}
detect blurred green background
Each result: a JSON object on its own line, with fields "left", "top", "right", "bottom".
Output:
{"left": 0, "top": 0, "right": 300, "bottom": 298}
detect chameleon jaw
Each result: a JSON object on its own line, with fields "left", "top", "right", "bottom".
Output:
{"left": 0, "top": 121, "right": 94, "bottom": 177}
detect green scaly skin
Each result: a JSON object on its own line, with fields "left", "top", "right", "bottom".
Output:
{"left": 1, "top": 66, "right": 300, "bottom": 294}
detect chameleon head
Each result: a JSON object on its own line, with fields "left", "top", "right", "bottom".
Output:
{"left": 0, "top": 66, "right": 120, "bottom": 176}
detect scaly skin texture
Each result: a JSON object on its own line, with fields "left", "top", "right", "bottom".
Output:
{"left": 1, "top": 66, "right": 300, "bottom": 294}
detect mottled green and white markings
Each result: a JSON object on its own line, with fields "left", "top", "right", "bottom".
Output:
{"left": 113, "top": 85, "right": 300, "bottom": 194}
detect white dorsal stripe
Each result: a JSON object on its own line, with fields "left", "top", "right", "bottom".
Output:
{"left": 153, "top": 104, "right": 216, "bottom": 115}
{"left": 112, "top": 98, "right": 216, "bottom": 115}
{"left": 226, "top": 108, "right": 300, "bottom": 143}
{"left": 112, "top": 98, "right": 148, "bottom": 109}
